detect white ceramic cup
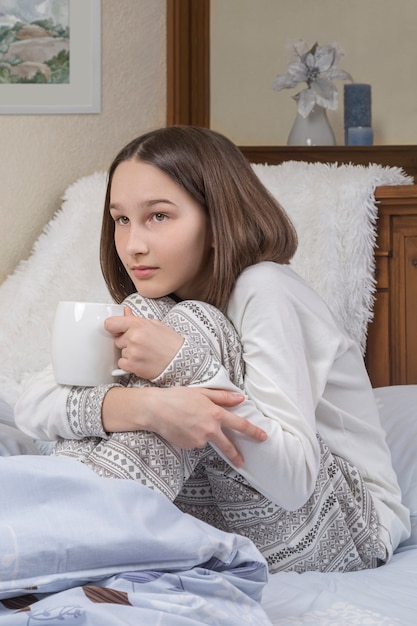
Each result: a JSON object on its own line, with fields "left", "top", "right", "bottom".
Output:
{"left": 51, "top": 301, "right": 127, "bottom": 387}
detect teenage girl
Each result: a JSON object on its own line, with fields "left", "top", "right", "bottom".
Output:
{"left": 15, "top": 126, "right": 410, "bottom": 573}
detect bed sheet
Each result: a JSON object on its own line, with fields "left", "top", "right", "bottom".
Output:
{"left": 0, "top": 454, "right": 271, "bottom": 625}
{"left": 262, "top": 547, "right": 417, "bottom": 625}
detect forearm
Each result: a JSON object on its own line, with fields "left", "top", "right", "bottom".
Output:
{"left": 100, "top": 325, "right": 222, "bottom": 434}
{"left": 101, "top": 386, "right": 155, "bottom": 433}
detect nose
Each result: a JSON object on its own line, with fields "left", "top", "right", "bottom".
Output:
{"left": 126, "top": 224, "right": 149, "bottom": 256}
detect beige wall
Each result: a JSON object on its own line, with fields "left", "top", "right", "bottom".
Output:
{"left": 0, "top": 0, "right": 166, "bottom": 283}
{"left": 211, "top": 0, "right": 417, "bottom": 146}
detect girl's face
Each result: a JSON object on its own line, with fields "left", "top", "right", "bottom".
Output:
{"left": 109, "top": 159, "right": 213, "bottom": 301}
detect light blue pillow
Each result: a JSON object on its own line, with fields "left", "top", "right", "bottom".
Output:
{"left": 374, "top": 385, "right": 417, "bottom": 548}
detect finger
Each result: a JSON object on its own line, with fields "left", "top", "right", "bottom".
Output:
{"left": 217, "top": 408, "right": 267, "bottom": 442}
{"left": 230, "top": 416, "right": 268, "bottom": 442}
{"left": 124, "top": 306, "right": 135, "bottom": 317}
{"left": 210, "top": 431, "right": 244, "bottom": 468}
{"left": 104, "top": 315, "right": 132, "bottom": 335}
{"left": 116, "top": 356, "right": 131, "bottom": 374}
{"left": 200, "top": 390, "right": 267, "bottom": 441}
{"left": 201, "top": 388, "right": 245, "bottom": 407}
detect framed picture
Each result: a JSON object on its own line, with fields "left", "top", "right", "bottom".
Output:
{"left": 0, "top": 0, "right": 100, "bottom": 114}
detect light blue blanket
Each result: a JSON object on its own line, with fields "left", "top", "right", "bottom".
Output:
{"left": 0, "top": 455, "right": 271, "bottom": 624}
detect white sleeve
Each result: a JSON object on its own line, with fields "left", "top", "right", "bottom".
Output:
{"left": 14, "top": 365, "right": 112, "bottom": 442}
{"left": 194, "top": 367, "right": 321, "bottom": 511}
{"left": 14, "top": 365, "right": 76, "bottom": 441}
{"left": 223, "top": 265, "right": 344, "bottom": 510}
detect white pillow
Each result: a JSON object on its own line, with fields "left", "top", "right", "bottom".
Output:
{"left": 374, "top": 385, "right": 417, "bottom": 548}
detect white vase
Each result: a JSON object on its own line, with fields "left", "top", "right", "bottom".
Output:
{"left": 287, "top": 105, "right": 336, "bottom": 146}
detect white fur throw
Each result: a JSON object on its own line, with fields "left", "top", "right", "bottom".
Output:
{"left": 0, "top": 162, "right": 412, "bottom": 405}
{"left": 253, "top": 161, "right": 412, "bottom": 355}
{"left": 0, "top": 172, "right": 110, "bottom": 404}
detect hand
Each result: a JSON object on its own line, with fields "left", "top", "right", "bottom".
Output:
{"left": 102, "top": 386, "right": 267, "bottom": 468}
{"left": 153, "top": 387, "right": 268, "bottom": 468}
{"left": 105, "top": 307, "right": 184, "bottom": 380}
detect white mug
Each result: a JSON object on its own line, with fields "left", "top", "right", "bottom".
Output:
{"left": 51, "top": 301, "right": 127, "bottom": 387}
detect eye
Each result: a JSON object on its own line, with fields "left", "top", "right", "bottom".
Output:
{"left": 151, "top": 212, "right": 168, "bottom": 223}
{"left": 115, "top": 215, "right": 130, "bottom": 226}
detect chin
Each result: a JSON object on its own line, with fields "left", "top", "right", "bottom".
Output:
{"left": 134, "top": 287, "right": 171, "bottom": 300}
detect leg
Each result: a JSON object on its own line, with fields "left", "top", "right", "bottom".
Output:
{"left": 196, "top": 434, "right": 386, "bottom": 573}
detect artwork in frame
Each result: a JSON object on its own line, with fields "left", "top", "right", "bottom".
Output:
{"left": 0, "top": 0, "right": 100, "bottom": 114}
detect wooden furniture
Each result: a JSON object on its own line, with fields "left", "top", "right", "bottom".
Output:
{"left": 166, "top": 1, "right": 417, "bottom": 387}
{"left": 166, "top": 0, "right": 209, "bottom": 128}
{"left": 369, "top": 186, "right": 417, "bottom": 387}
{"left": 240, "top": 146, "right": 417, "bottom": 180}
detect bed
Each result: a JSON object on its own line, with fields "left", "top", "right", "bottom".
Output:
{"left": 1, "top": 163, "right": 416, "bottom": 625}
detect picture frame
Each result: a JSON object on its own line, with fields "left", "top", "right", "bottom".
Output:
{"left": 0, "top": 0, "right": 101, "bottom": 114}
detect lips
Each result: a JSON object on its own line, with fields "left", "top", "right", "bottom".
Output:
{"left": 132, "top": 266, "right": 158, "bottom": 279}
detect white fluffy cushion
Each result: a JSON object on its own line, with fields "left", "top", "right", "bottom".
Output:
{"left": 0, "top": 172, "right": 110, "bottom": 405}
{"left": 374, "top": 385, "right": 417, "bottom": 547}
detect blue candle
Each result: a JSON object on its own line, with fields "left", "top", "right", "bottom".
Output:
{"left": 347, "top": 126, "right": 374, "bottom": 146}
{"left": 344, "top": 84, "right": 372, "bottom": 142}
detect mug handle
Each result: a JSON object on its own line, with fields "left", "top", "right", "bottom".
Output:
{"left": 112, "top": 368, "right": 130, "bottom": 377}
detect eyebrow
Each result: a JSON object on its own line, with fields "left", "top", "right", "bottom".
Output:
{"left": 109, "top": 198, "right": 176, "bottom": 211}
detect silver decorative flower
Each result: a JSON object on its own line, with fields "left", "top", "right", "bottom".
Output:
{"left": 272, "top": 40, "right": 353, "bottom": 117}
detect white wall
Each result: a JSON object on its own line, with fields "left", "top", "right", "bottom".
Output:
{"left": 0, "top": 0, "right": 166, "bottom": 283}
{"left": 211, "top": 0, "right": 417, "bottom": 146}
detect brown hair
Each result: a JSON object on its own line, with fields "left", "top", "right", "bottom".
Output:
{"left": 100, "top": 126, "right": 298, "bottom": 310}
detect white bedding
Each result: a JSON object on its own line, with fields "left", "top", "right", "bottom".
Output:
{"left": 263, "top": 548, "right": 416, "bottom": 625}
{"left": 0, "top": 454, "right": 271, "bottom": 625}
